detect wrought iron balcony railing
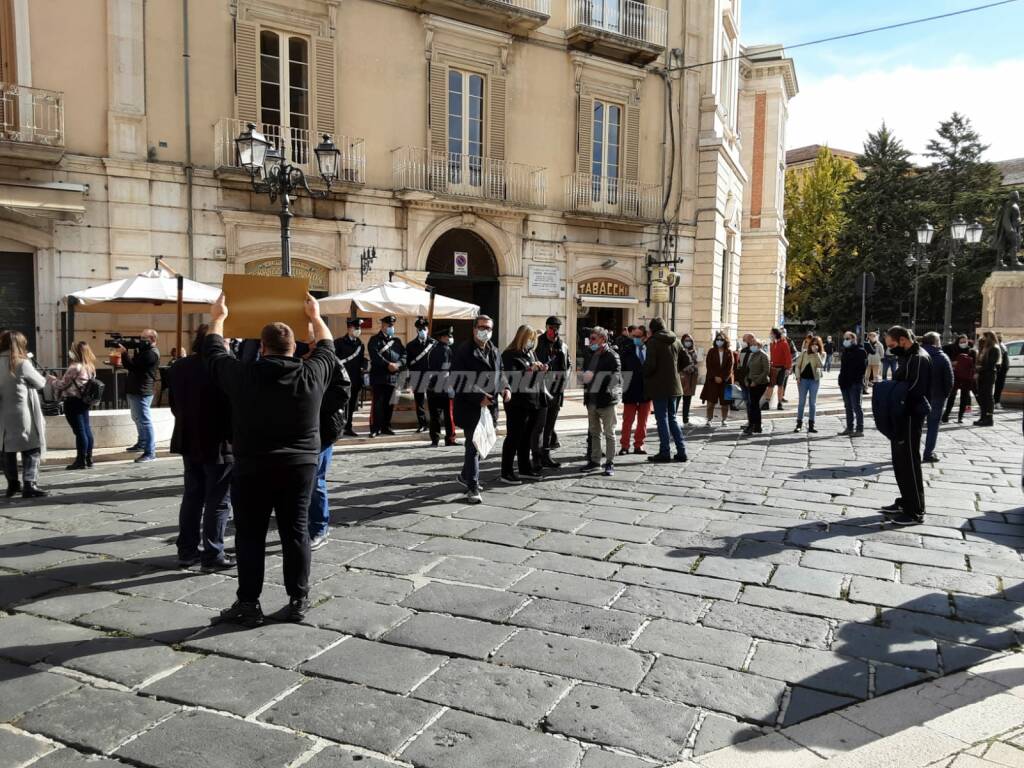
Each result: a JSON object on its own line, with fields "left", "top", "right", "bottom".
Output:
{"left": 393, "top": 146, "right": 547, "bottom": 208}
{"left": 0, "top": 83, "right": 64, "bottom": 147}
{"left": 564, "top": 172, "right": 662, "bottom": 220}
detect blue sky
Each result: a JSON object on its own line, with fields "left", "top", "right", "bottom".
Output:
{"left": 743, "top": 0, "right": 1023, "bottom": 159}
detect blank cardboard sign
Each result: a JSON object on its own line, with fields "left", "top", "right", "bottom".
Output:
{"left": 222, "top": 274, "right": 310, "bottom": 339}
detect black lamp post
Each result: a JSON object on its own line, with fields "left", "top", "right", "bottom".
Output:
{"left": 234, "top": 123, "right": 341, "bottom": 277}
{"left": 907, "top": 221, "right": 934, "bottom": 332}
{"left": 939, "top": 215, "right": 984, "bottom": 343}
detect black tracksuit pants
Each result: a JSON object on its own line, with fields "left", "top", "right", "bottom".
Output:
{"left": 891, "top": 412, "right": 926, "bottom": 517}
{"left": 232, "top": 460, "right": 316, "bottom": 603}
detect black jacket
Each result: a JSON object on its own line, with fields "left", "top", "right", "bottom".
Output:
{"left": 367, "top": 332, "right": 406, "bottom": 386}
{"left": 123, "top": 343, "right": 160, "bottom": 396}
{"left": 923, "top": 345, "right": 953, "bottom": 402}
{"left": 167, "top": 354, "right": 232, "bottom": 464}
{"left": 334, "top": 335, "right": 366, "bottom": 380}
{"left": 202, "top": 333, "right": 335, "bottom": 465}
{"left": 452, "top": 340, "right": 502, "bottom": 430}
{"left": 838, "top": 344, "right": 868, "bottom": 388}
{"left": 406, "top": 335, "right": 436, "bottom": 374}
{"left": 893, "top": 343, "right": 933, "bottom": 412}
{"left": 425, "top": 341, "right": 454, "bottom": 397}
{"left": 619, "top": 342, "right": 649, "bottom": 404}
{"left": 318, "top": 358, "right": 351, "bottom": 450}
{"left": 501, "top": 349, "right": 544, "bottom": 411}
{"left": 535, "top": 332, "right": 571, "bottom": 400}
{"left": 584, "top": 347, "right": 622, "bottom": 409}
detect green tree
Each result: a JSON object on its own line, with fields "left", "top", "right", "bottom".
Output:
{"left": 784, "top": 147, "right": 857, "bottom": 322}
{"left": 823, "top": 124, "right": 923, "bottom": 331}
{"left": 916, "top": 112, "right": 1004, "bottom": 333}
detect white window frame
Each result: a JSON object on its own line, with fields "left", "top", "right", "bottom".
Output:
{"left": 447, "top": 67, "right": 486, "bottom": 190}
{"left": 259, "top": 28, "right": 311, "bottom": 164}
{"left": 592, "top": 98, "right": 622, "bottom": 204}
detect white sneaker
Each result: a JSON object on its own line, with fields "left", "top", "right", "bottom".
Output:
{"left": 465, "top": 488, "right": 482, "bottom": 504}
{"left": 310, "top": 533, "right": 329, "bottom": 551}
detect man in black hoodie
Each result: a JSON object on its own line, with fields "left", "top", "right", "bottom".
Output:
{"left": 202, "top": 293, "right": 336, "bottom": 626}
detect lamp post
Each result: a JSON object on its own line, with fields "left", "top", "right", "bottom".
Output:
{"left": 234, "top": 123, "right": 341, "bottom": 277}
{"left": 906, "top": 220, "right": 934, "bottom": 332}
{"left": 939, "top": 214, "right": 984, "bottom": 344}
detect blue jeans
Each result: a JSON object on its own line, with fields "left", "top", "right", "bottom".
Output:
{"left": 824, "top": 354, "right": 833, "bottom": 372}
{"left": 308, "top": 445, "right": 334, "bottom": 537}
{"left": 924, "top": 395, "right": 945, "bottom": 457}
{"left": 797, "top": 378, "right": 820, "bottom": 422}
{"left": 178, "top": 457, "right": 232, "bottom": 563}
{"left": 652, "top": 397, "right": 685, "bottom": 457}
{"left": 63, "top": 397, "right": 94, "bottom": 459}
{"left": 881, "top": 357, "right": 895, "bottom": 381}
{"left": 127, "top": 394, "right": 155, "bottom": 455}
{"left": 841, "top": 382, "right": 864, "bottom": 431}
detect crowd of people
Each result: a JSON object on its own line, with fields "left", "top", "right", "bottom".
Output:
{"left": 0, "top": 301, "right": 1017, "bottom": 625}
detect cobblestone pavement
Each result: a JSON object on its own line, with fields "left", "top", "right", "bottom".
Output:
{"left": 1, "top": 409, "right": 1022, "bottom": 767}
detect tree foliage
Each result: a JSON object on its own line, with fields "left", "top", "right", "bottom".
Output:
{"left": 783, "top": 147, "right": 857, "bottom": 321}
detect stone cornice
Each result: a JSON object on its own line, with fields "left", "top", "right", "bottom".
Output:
{"left": 219, "top": 208, "right": 355, "bottom": 235}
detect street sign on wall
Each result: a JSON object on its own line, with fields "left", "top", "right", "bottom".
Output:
{"left": 453, "top": 251, "right": 468, "bottom": 276}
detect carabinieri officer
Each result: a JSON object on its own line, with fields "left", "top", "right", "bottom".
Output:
{"left": 367, "top": 315, "right": 406, "bottom": 436}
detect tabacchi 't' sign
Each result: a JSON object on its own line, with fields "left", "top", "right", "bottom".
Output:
{"left": 577, "top": 279, "right": 630, "bottom": 297}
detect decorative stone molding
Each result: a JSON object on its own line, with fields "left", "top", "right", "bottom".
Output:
{"left": 570, "top": 51, "right": 646, "bottom": 106}
{"left": 423, "top": 13, "right": 511, "bottom": 73}
{"left": 410, "top": 209, "right": 520, "bottom": 277}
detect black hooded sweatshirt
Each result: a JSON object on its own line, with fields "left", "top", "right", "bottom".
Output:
{"left": 202, "top": 333, "right": 335, "bottom": 465}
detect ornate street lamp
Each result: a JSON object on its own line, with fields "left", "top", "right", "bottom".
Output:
{"left": 941, "top": 214, "right": 982, "bottom": 344}
{"left": 234, "top": 124, "right": 341, "bottom": 277}
{"left": 966, "top": 219, "right": 984, "bottom": 246}
{"left": 906, "top": 229, "right": 932, "bottom": 332}
{"left": 916, "top": 221, "right": 935, "bottom": 247}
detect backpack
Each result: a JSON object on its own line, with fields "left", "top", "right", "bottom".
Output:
{"left": 80, "top": 377, "right": 105, "bottom": 407}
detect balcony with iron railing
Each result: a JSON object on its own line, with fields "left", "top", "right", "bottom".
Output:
{"left": 393, "top": 147, "right": 547, "bottom": 208}
{"left": 564, "top": 172, "right": 662, "bottom": 221}
{"left": 0, "top": 83, "right": 64, "bottom": 162}
{"left": 397, "top": 0, "right": 550, "bottom": 34}
{"left": 214, "top": 117, "right": 365, "bottom": 185}
{"left": 565, "top": 0, "right": 667, "bottom": 65}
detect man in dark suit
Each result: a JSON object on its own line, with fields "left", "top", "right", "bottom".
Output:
{"left": 167, "top": 324, "right": 235, "bottom": 572}
{"left": 426, "top": 326, "right": 457, "bottom": 447}
{"left": 334, "top": 318, "right": 366, "bottom": 436}
{"left": 405, "top": 316, "right": 435, "bottom": 433}
{"left": 366, "top": 315, "right": 406, "bottom": 436}
{"left": 452, "top": 314, "right": 509, "bottom": 504}
{"left": 535, "top": 315, "right": 571, "bottom": 457}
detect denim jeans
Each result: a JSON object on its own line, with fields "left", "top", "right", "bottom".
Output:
{"left": 63, "top": 397, "right": 94, "bottom": 459}
{"left": 651, "top": 397, "right": 685, "bottom": 457}
{"left": 308, "top": 445, "right": 334, "bottom": 537}
{"left": 127, "top": 394, "right": 155, "bottom": 455}
{"left": 177, "top": 457, "right": 232, "bottom": 563}
{"left": 797, "top": 378, "right": 821, "bottom": 422}
{"left": 924, "top": 395, "right": 945, "bottom": 457}
{"left": 881, "top": 357, "right": 895, "bottom": 381}
{"left": 824, "top": 354, "right": 833, "bottom": 372}
{"left": 841, "top": 383, "right": 864, "bottom": 431}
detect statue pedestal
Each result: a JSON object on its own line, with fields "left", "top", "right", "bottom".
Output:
{"left": 980, "top": 270, "right": 1024, "bottom": 338}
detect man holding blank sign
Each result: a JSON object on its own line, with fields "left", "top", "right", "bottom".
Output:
{"left": 202, "top": 291, "right": 336, "bottom": 627}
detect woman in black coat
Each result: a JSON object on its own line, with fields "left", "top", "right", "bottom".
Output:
{"left": 499, "top": 325, "right": 546, "bottom": 483}
{"left": 974, "top": 331, "right": 1002, "bottom": 427}
{"left": 837, "top": 331, "right": 868, "bottom": 436}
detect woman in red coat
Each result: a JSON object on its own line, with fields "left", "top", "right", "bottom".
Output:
{"left": 701, "top": 331, "right": 734, "bottom": 427}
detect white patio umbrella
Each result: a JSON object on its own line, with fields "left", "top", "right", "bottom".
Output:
{"left": 318, "top": 280, "right": 479, "bottom": 321}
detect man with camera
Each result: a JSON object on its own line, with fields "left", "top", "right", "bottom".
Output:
{"left": 117, "top": 329, "right": 160, "bottom": 462}
{"left": 202, "top": 293, "right": 337, "bottom": 627}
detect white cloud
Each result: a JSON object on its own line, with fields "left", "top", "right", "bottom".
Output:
{"left": 787, "top": 58, "right": 1024, "bottom": 161}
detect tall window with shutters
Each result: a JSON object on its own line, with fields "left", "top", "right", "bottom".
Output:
{"left": 259, "top": 30, "right": 310, "bottom": 165}
{"left": 447, "top": 68, "right": 485, "bottom": 189}
{"left": 592, "top": 99, "right": 621, "bottom": 204}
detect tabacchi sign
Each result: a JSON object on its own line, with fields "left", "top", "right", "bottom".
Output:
{"left": 577, "top": 279, "right": 630, "bottom": 297}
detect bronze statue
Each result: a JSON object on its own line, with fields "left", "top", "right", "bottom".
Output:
{"left": 994, "top": 190, "right": 1022, "bottom": 269}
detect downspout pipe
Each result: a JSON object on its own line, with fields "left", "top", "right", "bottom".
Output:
{"left": 183, "top": 0, "right": 195, "bottom": 279}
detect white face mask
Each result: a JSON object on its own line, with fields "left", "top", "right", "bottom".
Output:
{"left": 811, "top": 346, "right": 819, "bottom": 352}
{"left": 349, "top": 329, "right": 360, "bottom": 338}
{"left": 525, "top": 342, "right": 535, "bottom": 352}
{"left": 475, "top": 328, "right": 492, "bottom": 343}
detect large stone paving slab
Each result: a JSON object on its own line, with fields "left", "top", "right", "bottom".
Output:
{"left": 3, "top": 414, "right": 1024, "bottom": 765}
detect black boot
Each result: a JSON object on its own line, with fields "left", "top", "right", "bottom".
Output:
{"left": 66, "top": 455, "right": 87, "bottom": 470}
{"left": 22, "top": 483, "right": 48, "bottom": 499}
{"left": 3, "top": 455, "right": 19, "bottom": 497}
{"left": 808, "top": 420, "right": 817, "bottom": 434}
{"left": 85, "top": 451, "right": 94, "bottom": 468}
{"left": 5, "top": 481, "right": 21, "bottom": 498}
{"left": 794, "top": 420, "right": 803, "bottom": 432}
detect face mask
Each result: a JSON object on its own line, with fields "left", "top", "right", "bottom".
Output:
{"left": 445, "top": 338, "right": 453, "bottom": 346}
{"left": 683, "top": 340, "right": 693, "bottom": 348}
{"left": 811, "top": 346, "right": 819, "bottom": 352}
{"left": 349, "top": 330, "right": 360, "bottom": 338}
{"left": 525, "top": 342, "right": 535, "bottom": 352}
{"left": 589, "top": 342, "right": 601, "bottom": 352}
{"left": 843, "top": 339, "right": 853, "bottom": 348}
{"left": 633, "top": 337, "right": 644, "bottom": 347}
{"left": 959, "top": 342, "right": 968, "bottom": 349}
{"left": 417, "top": 329, "right": 427, "bottom": 340}
{"left": 475, "top": 329, "right": 492, "bottom": 343}
{"left": 751, "top": 345, "right": 760, "bottom": 353}
{"left": 384, "top": 326, "right": 395, "bottom": 337}
{"left": 546, "top": 328, "right": 557, "bottom": 339}
{"left": 714, "top": 339, "right": 724, "bottom": 348}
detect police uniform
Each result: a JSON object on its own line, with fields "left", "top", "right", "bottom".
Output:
{"left": 425, "top": 326, "right": 457, "bottom": 446}
{"left": 405, "top": 317, "right": 436, "bottom": 432}
{"left": 367, "top": 315, "right": 406, "bottom": 435}
{"left": 334, "top": 318, "right": 367, "bottom": 436}
{"left": 535, "top": 316, "right": 572, "bottom": 457}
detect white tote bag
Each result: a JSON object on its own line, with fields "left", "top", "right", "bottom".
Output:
{"left": 473, "top": 406, "right": 498, "bottom": 459}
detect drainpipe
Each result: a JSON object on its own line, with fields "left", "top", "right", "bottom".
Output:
{"left": 183, "top": 0, "right": 195, "bottom": 279}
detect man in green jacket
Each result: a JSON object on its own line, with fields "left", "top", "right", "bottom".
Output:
{"left": 738, "top": 333, "right": 771, "bottom": 435}
{"left": 641, "top": 318, "right": 687, "bottom": 463}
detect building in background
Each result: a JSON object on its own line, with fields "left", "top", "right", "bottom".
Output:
{"left": 0, "top": 0, "right": 795, "bottom": 366}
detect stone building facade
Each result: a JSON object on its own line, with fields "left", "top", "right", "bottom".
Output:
{"left": 0, "top": 0, "right": 795, "bottom": 366}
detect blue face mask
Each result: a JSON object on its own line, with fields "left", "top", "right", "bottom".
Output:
{"left": 633, "top": 337, "right": 644, "bottom": 347}
{"left": 714, "top": 339, "right": 725, "bottom": 348}
{"left": 843, "top": 339, "right": 853, "bottom": 348}
{"left": 384, "top": 326, "right": 395, "bottom": 337}
{"left": 417, "top": 329, "right": 427, "bottom": 340}
{"left": 751, "top": 345, "right": 760, "bottom": 353}
{"left": 589, "top": 342, "right": 601, "bottom": 352}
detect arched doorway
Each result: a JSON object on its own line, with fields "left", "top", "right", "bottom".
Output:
{"left": 426, "top": 229, "right": 499, "bottom": 343}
